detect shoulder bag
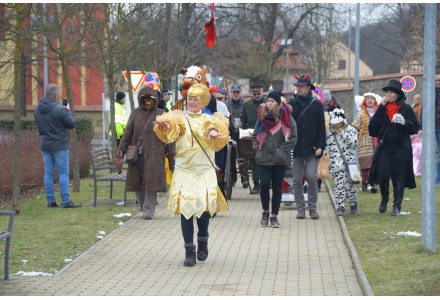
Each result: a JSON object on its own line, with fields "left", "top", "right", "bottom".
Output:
{"left": 332, "top": 132, "right": 361, "bottom": 185}
{"left": 185, "top": 117, "right": 223, "bottom": 182}
{"left": 125, "top": 113, "right": 154, "bottom": 165}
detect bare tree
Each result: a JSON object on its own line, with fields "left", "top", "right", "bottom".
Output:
{"left": 35, "top": 3, "right": 99, "bottom": 192}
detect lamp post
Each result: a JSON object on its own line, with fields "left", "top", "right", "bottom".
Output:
{"left": 280, "top": 38, "right": 292, "bottom": 90}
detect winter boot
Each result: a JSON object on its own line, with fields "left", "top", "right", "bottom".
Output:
{"left": 378, "top": 181, "right": 389, "bottom": 213}
{"left": 361, "top": 184, "right": 368, "bottom": 192}
{"left": 392, "top": 180, "right": 404, "bottom": 216}
{"left": 251, "top": 181, "right": 260, "bottom": 194}
{"left": 184, "top": 244, "right": 196, "bottom": 266}
{"left": 197, "top": 236, "right": 209, "bottom": 261}
{"left": 370, "top": 184, "right": 378, "bottom": 194}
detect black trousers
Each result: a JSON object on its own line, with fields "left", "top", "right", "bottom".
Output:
{"left": 181, "top": 212, "right": 210, "bottom": 244}
{"left": 258, "top": 165, "right": 287, "bottom": 215}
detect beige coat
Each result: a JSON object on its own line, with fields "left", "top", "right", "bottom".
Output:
{"left": 352, "top": 109, "right": 375, "bottom": 169}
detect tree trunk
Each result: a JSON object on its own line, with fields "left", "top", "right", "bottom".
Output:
{"left": 12, "top": 25, "right": 24, "bottom": 214}
{"left": 60, "top": 59, "right": 81, "bottom": 192}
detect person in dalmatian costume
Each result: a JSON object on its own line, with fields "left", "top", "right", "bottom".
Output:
{"left": 325, "top": 108, "right": 359, "bottom": 215}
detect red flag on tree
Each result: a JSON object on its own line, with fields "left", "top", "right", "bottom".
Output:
{"left": 204, "top": 4, "right": 216, "bottom": 48}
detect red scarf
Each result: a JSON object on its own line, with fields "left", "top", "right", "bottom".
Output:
{"left": 385, "top": 102, "right": 403, "bottom": 121}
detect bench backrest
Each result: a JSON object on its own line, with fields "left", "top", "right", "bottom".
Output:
{"left": 89, "top": 148, "right": 117, "bottom": 175}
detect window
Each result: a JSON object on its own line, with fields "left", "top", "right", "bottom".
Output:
{"left": 338, "top": 60, "right": 346, "bottom": 70}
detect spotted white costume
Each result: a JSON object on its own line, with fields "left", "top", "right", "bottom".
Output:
{"left": 325, "top": 110, "right": 359, "bottom": 210}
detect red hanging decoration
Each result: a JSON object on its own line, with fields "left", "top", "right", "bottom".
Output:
{"left": 204, "top": 14, "right": 216, "bottom": 49}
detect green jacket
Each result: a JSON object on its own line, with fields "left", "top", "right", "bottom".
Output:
{"left": 252, "top": 115, "right": 297, "bottom": 167}
{"left": 240, "top": 97, "right": 266, "bottom": 129}
{"left": 109, "top": 102, "right": 127, "bottom": 139}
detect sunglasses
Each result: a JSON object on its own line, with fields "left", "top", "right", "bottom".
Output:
{"left": 216, "top": 97, "right": 224, "bottom": 100}
{"left": 232, "top": 91, "right": 240, "bottom": 94}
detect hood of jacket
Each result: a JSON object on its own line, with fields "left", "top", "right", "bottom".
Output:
{"left": 137, "top": 86, "right": 159, "bottom": 110}
{"left": 37, "top": 96, "right": 58, "bottom": 115}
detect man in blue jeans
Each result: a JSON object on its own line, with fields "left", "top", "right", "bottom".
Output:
{"left": 34, "top": 83, "right": 81, "bottom": 208}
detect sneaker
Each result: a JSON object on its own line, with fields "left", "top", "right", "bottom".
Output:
{"left": 260, "top": 211, "right": 270, "bottom": 226}
{"left": 350, "top": 203, "right": 358, "bottom": 214}
{"left": 296, "top": 210, "right": 306, "bottom": 219}
{"left": 309, "top": 209, "right": 320, "bottom": 219}
{"left": 270, "top": 216, "right": 280, "bottom": 228}
{"left": 242, "top": 180, "right": 249, "bottom": 188}
{"left": 336, "top": 207, "right": 345, "bottom": 216}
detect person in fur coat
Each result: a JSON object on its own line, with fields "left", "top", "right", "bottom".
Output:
{"left": 326, "top": 108, "right": 359, "bottom": 215}
{"left": 117, "top": 86, "right": 175, "bottom": 220}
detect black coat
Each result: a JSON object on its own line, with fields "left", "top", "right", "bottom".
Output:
{"left": 288, "top": 92, "right": 326, "bottom": 157}
{"left": 368, "top": 100, "right": 419, "bottom": 189}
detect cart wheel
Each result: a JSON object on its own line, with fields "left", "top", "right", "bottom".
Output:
{"left": 225, "top": 142, "right": 233, "bottom": 200}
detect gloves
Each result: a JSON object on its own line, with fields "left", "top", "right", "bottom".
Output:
{"left": 392, "top": 113, "right": 405, "bottom": 125}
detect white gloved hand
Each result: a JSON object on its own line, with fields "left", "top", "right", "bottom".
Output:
{"left": 392, "top": 113, "right": 405, "bottom": 125}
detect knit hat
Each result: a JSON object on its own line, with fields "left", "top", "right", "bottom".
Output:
{"left": 330, "top": 108, "right": 347, "bottom": 125}
{"left": 218, "top": 88, "right": 227, "bottom": 95}
{"left": 209, "top": 85, "right": 218, "bottom": 94}
{"left": 266, "top": 91, "right": 282, "bottom": 105}
{"left": 116, "top": 91, "right": 126, "bottom": 102}
{"left": 322, "top": 90, "right": 332, "bottom": 102}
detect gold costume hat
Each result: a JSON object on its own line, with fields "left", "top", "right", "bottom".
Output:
{"left": 187, "top": 83, "right": 211, "bottom": 108}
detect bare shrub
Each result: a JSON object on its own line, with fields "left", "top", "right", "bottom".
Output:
{"left": 0, "top": 130, "right": 91, "bottom": 198}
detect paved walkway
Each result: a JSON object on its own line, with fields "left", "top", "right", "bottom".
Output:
{"left": 0, "top": 184, "right": 366, "bottom": 296}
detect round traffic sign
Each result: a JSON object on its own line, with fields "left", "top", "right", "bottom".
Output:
{"left": 400, "top": 76, "right": 416, "bottom": 92}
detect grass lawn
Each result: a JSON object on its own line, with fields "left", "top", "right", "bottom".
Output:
{"left": 0, "top": 177, "right": 139, "bottom": 275}
{"left": 341, "top": 176, "right": 440, "bottom": 295}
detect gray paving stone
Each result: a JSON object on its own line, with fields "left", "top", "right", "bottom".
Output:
{"left": 0, "top": 184, "right": 364, "bottom": 296}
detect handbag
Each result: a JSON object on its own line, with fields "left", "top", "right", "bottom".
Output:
{"left": 317, "top": 155, "right": 331, "bottom": 180}
{"left": 125, "top": 113, "right": 154, "bottom": 165}
{"left": 113, "top": 156, "right": 123, "bottom": 174}
{"left": 332, "top": 132, "right": 361, "bottom": 185}
{"left": 368, "top": 124, "right": 391, "bottom": 185}
{"left": 185, "top": 117, "right": 223, "bottom": 182}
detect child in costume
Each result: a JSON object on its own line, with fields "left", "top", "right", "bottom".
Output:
{"left": 325, "top": 108, "right": 359, "bottom": 215}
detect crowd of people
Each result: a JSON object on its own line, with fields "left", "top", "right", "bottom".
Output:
{"left": 35, "top": 69, "right": 432, "bottom": 267}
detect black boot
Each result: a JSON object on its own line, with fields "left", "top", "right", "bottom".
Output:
{"left": 197, "top": 236, "right": 209, "bottom": 261}
{"left": 370, "top": 184, "right": 377, "bottom": 194}
{"left": 250, "top": 181, "right": 260, "bottom": 194}
{"left": 379, "top": 181, "right": 389, "bottom": 213}
{"left": 392, "top": 180, "right": 404, "bottom": 216}
{"left": 184, "top": 244, "right": 196, "bottom": 266}
{"left": 361, "top": 184, "right": 367, "bottom": 192}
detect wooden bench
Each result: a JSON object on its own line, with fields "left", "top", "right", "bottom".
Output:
{"left": 0, "top": 211, "right": 15, "bottom": 280}
{"left": 89, "top": 148, "right": 127, "bottom": 207}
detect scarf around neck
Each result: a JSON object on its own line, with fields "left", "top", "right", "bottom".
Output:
{"left": 255, "top": 102, "right": 292, "bottom": 150}
{"left": 385, "top": 102, "right": 403, "bottom": 121}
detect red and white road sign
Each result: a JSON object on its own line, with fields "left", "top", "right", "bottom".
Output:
{"left": 123, "top": 71, "right": 145, "bottom": 93}
{"left": 400, "top": 76, "right": 416, "bottom": 92}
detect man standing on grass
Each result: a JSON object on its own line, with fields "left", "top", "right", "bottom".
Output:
{"left": 34, "top": 83, "right": 81, "bottom": 208}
